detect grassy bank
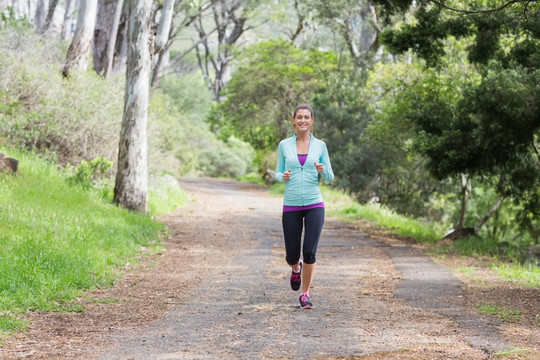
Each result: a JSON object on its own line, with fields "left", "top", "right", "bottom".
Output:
{"left": 269, "top": 182, "right": 444, "bottom": 243}
{"left": 0, "top": 149, "right": 172, "bottom": 338}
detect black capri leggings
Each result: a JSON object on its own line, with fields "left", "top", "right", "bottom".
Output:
{"left": 282, "top": 207, "right": 325, "bottom": 265}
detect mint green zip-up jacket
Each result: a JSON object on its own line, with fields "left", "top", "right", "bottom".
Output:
{"left": 275, "top": 134, "right": 334, "bottom": 206}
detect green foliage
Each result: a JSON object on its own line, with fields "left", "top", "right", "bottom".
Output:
{"left": 0, "top": 149, "right": 163, "bottom": 334}
{"left": 425, "top": 62, "right": 540, "bottom": 180}
{"left": 323, "top": 185, "right": 444, "bottom": 242}
{"left": 409, "top": 61, "right": 540, "bottom": 231}
{"left": 450, "top": 235, "right": 521, "bottom": 262}
{"left": 149, "top": 74, "right": 254, "bottom": 178}
{"left": 67, "top": 157, "right": 113, "bottom": 189}
{"left": 0, "top": 6, "right": 31, "bottom": 29}
{"left": 369, "top": 22, "right": 540, "bottom": 240}
{"left": 209, "top": 40, "right": 337, "bottom": 153}
{"left": 379, "top": 1, "right": 540, "bottom": 68}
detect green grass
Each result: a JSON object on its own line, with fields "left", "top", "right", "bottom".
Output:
{"left": 0, "top": 148, "right": 165, "bottom": 338}
{"left": 268, "top": 182, "right": 443, "bottom": 243}
{"left": 148, "top": 174, "right": 188, "bottom": 216}
{"left": 451, "top": 235, "right": 523, "bottom": 262}
{"left": 321, "top": 185, "right": 443, "bottom": 243}
{"left": 492, "top": 347, "right": 532, "bottom": 358}
{"left": 477, "top": 302, "right": 522, "bottom": 323}
{"left": 493, "top": 263, "right": 540, "bottom": 288}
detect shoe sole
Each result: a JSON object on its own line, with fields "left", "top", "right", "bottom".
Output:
{"left": 300, "top": 305, "right": 313, "bottom": 309}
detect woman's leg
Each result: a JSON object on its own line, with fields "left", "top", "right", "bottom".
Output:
{"left": 301, "top": 263, "right": 316, "bottom": 294}
{"left": 282, "top": 211, "right": 304, "bottom": 269}
{"left": 301, "top": 207, "right": 325, "bottom": 294}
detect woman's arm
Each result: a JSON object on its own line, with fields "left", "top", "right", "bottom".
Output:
{"left": 320, "top": 143, "right": 334, "bottom": 183}
{"left": 275, "top": 142, "right": 285, "bottom": 183}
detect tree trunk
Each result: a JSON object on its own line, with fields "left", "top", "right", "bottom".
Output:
{"left": 62, "top": 0, "right": 98, "bottom": 77}
{"left": 40, "top": 0, "right": 59, "bottom": 34}
{"left": 34, "top": 0, "right": 48, "bottom": 33}
{"left": 104, "top": 0, "right": 124, "bottom": 78}
{"left": 474, "top": 196, "right": 504, "bottom": 233}
{"left": 61, "top": 0, "right": 76, "bottom": 40}
{"left": 111, "top": 10, "right": 129, "bottom": 74}
{"left": 154, "top": 0, "right": 174, "bottom": 52}
{"left": 149, "top": 0, "right": 174, "bottom": 87}
{"left": 458, "top": 173, "right": 469, "bottom": 229}
{"left": 194, "top": 0, "right": 249, "bottom": 102}
{"left": 151, "top": 46, "right": 169, "bottom": 88}
{"left": 93, "top": 0, "right": 117, "bottom": 75}
{"left": 113, "top": 0, "right": 152, "bottom": 212}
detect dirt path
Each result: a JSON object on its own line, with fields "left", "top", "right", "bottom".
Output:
{"left": 94, "top": 178, "right": 508, "bottom": 359}
{"left": 1, "top": 177, "right": 538, "bottom": 359}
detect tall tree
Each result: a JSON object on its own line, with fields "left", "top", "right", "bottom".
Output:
{"left": 194, "top": 0, "right": 258, "bottom": 101}
{"left": 62, "top": 0, "right": 98, "bottom": 77}
{"left": 114, "top": 0, "right": 152, "bottom": 212}
{"left": 34, "top": 0, "right": 49, "bottom": 33}
{"left": 209, "top": 40, "right": 336, "bottom": 175}
{"left": 61, "top": 0, "right": 76, "bottom": 40}
{"left": 40, "top": 0, "right": 59, "bottom": 34}
{"left": 304, "top": 0, "right": 382, "bottom": 72}
{"left": 104, "top": 0, "right": 125, "bottom": 77}
{"left": 114, "top": 0, "right": 174, "bottom": 212}
{"left": 93, "top": 0, "right": 119, "bottom": 75}
{"left": 375, "top": 0, "right": 540, "bottom": 238}
{"left": 150, "top": 0, "right": 212, "bottom": 88}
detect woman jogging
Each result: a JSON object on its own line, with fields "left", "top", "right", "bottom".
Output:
{"left": 274, "top": 104, "right": 334, "bottom": 309}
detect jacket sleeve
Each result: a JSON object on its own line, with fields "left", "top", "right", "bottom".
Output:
{"left": 320, "top": 142, "right": 334, "bottom": 183}
{"left": 275, "top": 141, "right": 285, "bottom": 183}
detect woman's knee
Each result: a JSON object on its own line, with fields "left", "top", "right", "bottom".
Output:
{"left": 286, "top": 255, "right": 301, "bottom": 266}
{"left": 303, "top": 252, "right": 316, "bottom": 264}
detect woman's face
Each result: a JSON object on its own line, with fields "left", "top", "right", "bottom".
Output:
{"left": 293, "top": 109, "right": 314, "bottom": 133}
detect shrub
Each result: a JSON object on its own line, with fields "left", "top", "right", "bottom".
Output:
{"left": 0, "top": 26, "right": 124, "bottom": 166}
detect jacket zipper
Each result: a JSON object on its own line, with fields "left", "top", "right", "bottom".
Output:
{"left": 300, "top": 166, "right": 304, "bottom": 205}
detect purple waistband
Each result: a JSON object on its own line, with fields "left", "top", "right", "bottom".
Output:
{"left": 283, "top": 202, "right": 324, "bottom": 212}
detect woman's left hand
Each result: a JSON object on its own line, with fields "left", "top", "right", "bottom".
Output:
{"left": 314, "top": 162, "right": 324, "bottom": 173}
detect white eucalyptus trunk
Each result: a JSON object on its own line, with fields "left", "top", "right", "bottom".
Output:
{"left": 34, "top": 0, "right": 49, "bottom": 32}
{"left": 61, "top": 0, "right": 76, "bottom": 40}
{"left": 62, "top": 0, "right": 98, "bottom": 77}
{"left": 93, "top": 0, "right": 118, "bottom": 75}
{"left": 104, "top": 0, "right": 124, "bottom": 78}
{"left": 113, "top": 0, "right": 151, "bottom": 212}
{"left": 154, "top": 0, "right": 174, "bottom": 52}
{"left": 41, "top": 0, "right": 59, "bottom": 34}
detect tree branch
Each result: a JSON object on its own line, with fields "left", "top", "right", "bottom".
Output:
{"left": 429, "top": 0, "right": 534, "bottom": 14}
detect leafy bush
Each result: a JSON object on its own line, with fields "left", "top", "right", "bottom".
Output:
{"left": 67, "top": 157, "right": 113, "bottom": 189}
{"left": 0, "top": 26, "right": 124, "bottom": 166}
{"left": 149, "top": 75, "right": 255, "bottom": 178}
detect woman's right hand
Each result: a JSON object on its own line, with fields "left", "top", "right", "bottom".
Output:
{"left": 283, "top": 169, "right": 292, "bottom": 182}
